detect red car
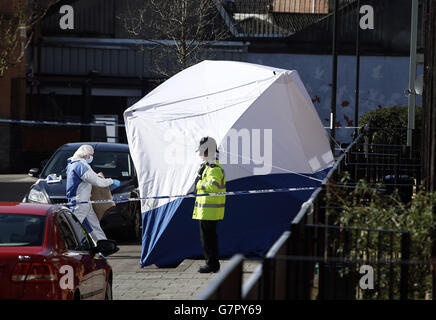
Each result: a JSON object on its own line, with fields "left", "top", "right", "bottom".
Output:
{"left": 0, "top": 202, "right": 118, "bottom": 300}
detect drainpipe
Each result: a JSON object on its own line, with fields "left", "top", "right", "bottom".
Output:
{"left": 407, "top": 0, "right": 419, "bottom": 150}
{"left": 354, "top": 0, "right": 361, "bottom": 130}
{"left": 330, "top": 0, "right": 339, "bottom": 152}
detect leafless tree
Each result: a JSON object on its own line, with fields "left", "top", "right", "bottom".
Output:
{"left": 0, "top": 0, "right": 59, "bottom": 77}
{"left": 119, "top": 0, "right": 229, "bottom": 77}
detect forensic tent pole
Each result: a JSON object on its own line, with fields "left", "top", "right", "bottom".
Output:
{"left": 330, "top": 0, "right": 339, "bottom": 152}
{"left": 354, "top": 0, "right": 361, "bottom": 129}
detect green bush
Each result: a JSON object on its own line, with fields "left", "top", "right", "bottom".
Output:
{"left": 327, "top": 175, "right": 435, "bottom": 299}
{"left": 359, "top": 105, "right": 422, "bottom": 145}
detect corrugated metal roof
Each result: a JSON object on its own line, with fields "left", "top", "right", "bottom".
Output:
{"left": 33, "top": 37, "right": 248, "bottom": 78}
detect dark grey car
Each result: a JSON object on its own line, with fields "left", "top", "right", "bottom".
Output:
{"left": 23, "top": 142, "right": 142, "bottom": 242}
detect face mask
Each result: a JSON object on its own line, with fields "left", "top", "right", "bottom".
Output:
{"left": 86, "top": 156, "right": 93, "bottom": 164}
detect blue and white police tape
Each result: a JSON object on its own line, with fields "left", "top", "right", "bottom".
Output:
{"left": 56, "top": 186, "right": 317, "bottom": 207}
{"left": 0, "top": 118, "right": 125, "bottom": 127}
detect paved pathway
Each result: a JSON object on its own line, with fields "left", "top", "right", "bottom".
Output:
{"left": 107, "top": 244, "right": 261, "bottom": 300}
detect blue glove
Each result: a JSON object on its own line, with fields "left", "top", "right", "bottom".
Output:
{"left": 112, "top": 179, "right": 121, "bottom": 188}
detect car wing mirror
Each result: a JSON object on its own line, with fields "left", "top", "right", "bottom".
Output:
{"left": 94, "top": 239, "right": 119, "bottom": 257}
{"left": 28, "top": 168, "right": 40, "bottom": 178}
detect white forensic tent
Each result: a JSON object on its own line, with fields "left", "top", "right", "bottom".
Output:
{"left": 124, "top": 60, "right": 334, "bottom": 267}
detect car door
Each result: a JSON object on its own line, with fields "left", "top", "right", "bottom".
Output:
{"left": 56, "top": 211, "right": 96, "bottom": 300}
{"left": 63, "top": 211, "right": 107, "bottom": 300}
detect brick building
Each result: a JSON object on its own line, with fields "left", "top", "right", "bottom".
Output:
{"left": 0, "top": 0, "right": 28, "bottom": 172}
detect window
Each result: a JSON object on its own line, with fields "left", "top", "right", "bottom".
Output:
{"left": 93, "top": 115, "right": 118, "bottom": 143}
{"left": 42, "top": 150, "right": 73, "bottom": 179}
{"left": 62, "top": 210, "right": 93, "bottom": 252}
{"left": 91, "top": 152, "right": 133, "bottom": 180}
{"left": 0, "top": 213, "right": 46, "bottom": 246}
{"left": 56, "top": 212, "right": 79, "bottom": 250}
{"left": 40, "top": 150, "right": 134, "bottom": 180}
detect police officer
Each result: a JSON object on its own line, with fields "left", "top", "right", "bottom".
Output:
{"left": 193, "top": 137, "right": 226, "bottom": 273}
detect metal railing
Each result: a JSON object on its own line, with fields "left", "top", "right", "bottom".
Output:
{"left": 258, "top": 254, "right": 433, "bottom": 300}
{"left": 267, "top": 224, "right": 411, "bottom": 300}
{"left": 196, "top": 254, "right": 244, "bottom": 300}
{"left": 246, "top": 204, "right": 411, "bottom": 299}
{"left": 198, "top": 126, "right": 429, "bottom": 300}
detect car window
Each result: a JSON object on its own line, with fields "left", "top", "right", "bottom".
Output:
{"left": 0, "top": 213, "right": 46, "bottom": 247}
{"left": 40, "top": 149, "right": 134, "bottom": 180}
{"left": 42, "top": 150, "right": 74, "bottom": 179}
{"left": 62, "top": 210, "right": 93, "bottom": 252}
{"left": 56, "top": 212, "right": 79, "bottom": 250}
{"left": 91, "top": 152, "right": 133, "bottom": 180}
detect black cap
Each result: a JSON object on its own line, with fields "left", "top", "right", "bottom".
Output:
{"left": 196, "top": 137, "right": 208, "bottom": 152}
{"left": 196, "top": 136, "right": 219, "bottom": 153}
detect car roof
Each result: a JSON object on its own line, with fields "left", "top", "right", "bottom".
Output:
{"left": 0, "top": 202, "right": 55, "bottom": 216}
{"left": 59, "top": 142, "right": 129, "bottom": 152}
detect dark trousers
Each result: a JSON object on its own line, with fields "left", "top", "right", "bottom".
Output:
{"left": 199, "top": 220, "right": 220, "bottom": 268}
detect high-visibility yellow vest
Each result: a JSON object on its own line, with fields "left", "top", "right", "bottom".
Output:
{"left": 192, "top": 161, "right": 226, "bottom": 220}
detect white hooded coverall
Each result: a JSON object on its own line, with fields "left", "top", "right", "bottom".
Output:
{"left": 66, "top": 157, "right": 113, "bottom": 241}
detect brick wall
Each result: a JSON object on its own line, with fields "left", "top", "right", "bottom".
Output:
{"left": 0, "top": 0, "right": 27, "bottom": 172}
{"left": 272, "top": 0, "right": 329, "bottom": 14}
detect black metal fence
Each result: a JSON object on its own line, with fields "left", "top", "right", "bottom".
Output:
{"left": 196, "top": 254, "right": 245, "bottom": 300}
{"left": 345, "top": 127, "right": 421, "bottom": 187}
{"left": 254, "top": 222, "right": 434, "bottom": 300}
{"left": 258, "top": 254, "right": 431, "bottom": 300}
{"left": 270, "top": 224, "right": 411, "bottom": 300}
{"left": 198, "top": 126, "right": 433, "bottom": 300}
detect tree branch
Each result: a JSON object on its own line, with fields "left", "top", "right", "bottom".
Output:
{"left": 118, "top": 0, "right": 229, "bottom": 77}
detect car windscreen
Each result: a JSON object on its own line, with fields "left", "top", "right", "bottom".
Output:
{"left": 40, "top": 150, "right": 134, "bottom": 180}
{"left": 0, "top": 213, "right": 46, "bottom": 247}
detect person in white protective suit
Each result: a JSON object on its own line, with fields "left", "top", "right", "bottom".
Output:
{"left": 66, "top": 145, "right": 120, "bottom": 242}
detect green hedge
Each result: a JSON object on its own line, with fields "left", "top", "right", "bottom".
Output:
{"left": 329, "top": 178, "right": 435, "bottom": 299}
{"left": 359, "top": 106, "right": 422, "bottom": 145}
